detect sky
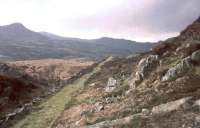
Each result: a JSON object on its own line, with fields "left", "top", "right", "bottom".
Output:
{"left": 0, "top": 0, "right": 200, "bottom": 42}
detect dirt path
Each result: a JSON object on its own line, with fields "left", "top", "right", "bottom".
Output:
{"left": 12, "top": 57, "right": 113, "bottom": 128}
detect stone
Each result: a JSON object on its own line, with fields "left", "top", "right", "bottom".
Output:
{"left": 141, "top": 108, "right": 150, "bottom": 115}
{"left": 94, "top": 102, "right": 104, "bottom": 112}
{"left": 105, "top": 77, "right": 117, "bottom": 92}
{"left": 89, "top": 83, "right": 96, "bottom": 87}
{"left": 162, "top": 57, "right": 193, "bottom": 82}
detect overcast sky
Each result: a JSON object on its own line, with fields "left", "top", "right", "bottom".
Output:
{"left": 0, "top": 0, "right": 200, "bottom": 42}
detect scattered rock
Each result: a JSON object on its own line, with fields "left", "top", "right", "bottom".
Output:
{"left": 141, "top": 108, "right": 150, "bottom": 115}
{"left": 152, "top": 97, "right": 191, "bottom": 114}
{"left": 89, "top": 83, "right": 96, "bottom": 87}
{"left": 75, "top": 118, "right": 85, "bottom": 126}
{"left": 33, "top": 97, "right": 41, "bottom": 103}
{"left": 105, "top": 97, "right": 114, "bottom": 104}
{"left": 162, "top": 57, "right": 193, "bottom": 82}
{"left": 94, "top": 102, "right": 104, "bottom": 112}
{"left": 105, "top": 77, "right": 117, "bottom": 92}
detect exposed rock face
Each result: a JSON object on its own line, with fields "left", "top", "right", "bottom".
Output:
{"left": 136, "top": 55, "right": 159, "bottom": 79}
{"left": 105, "top": 77, "right": 117, "bottom": 92}
{"left": 191, "top": 49, "right": 200, "bottom": 64}
{"left": 152, "top": 97, "right": 191, "bottom": 114}
{"left": 162, "top": 57, "right": 193, "bottom": 82}
{"left": 130, "top": 55, "right": 159, "bottom": 87}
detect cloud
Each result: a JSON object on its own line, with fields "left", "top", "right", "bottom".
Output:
{"left": 64, "top": 0, "right": 200, "bottom": 41}
{"left": 0, "top": 0, "right": 199, "bottom": 41}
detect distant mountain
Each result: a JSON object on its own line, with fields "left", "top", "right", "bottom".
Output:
{"left": 39, "top": 32, "right": 68, "bottom": 40}
{"left": 0, "top": 23, "right": 49, "bottom": 42}
{"left": 0, "top": 23, "right": 155, "bottom": 60}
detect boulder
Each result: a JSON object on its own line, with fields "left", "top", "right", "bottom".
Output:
{"left": 105, "top": 77, "right": 117, "bottom": 92}
{"left": 191, "top": 49, "right": 200, "bottom": 64}
{"left": 162, "top": 57, "right": 193, "bottom": 82}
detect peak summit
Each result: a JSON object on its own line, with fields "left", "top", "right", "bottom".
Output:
{"left": 6, "top": 23, "right": 26, "bottom": 29}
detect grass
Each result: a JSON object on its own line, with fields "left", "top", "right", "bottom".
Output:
{"left": 11, "top": 57, "right": 113, "bottom": 128}
{"left": 12, "top": 81, "right": 83, "bottom": 128}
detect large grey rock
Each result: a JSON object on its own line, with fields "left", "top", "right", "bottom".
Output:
{"left": 191, "top": 49, "right": 200, "bottom": 63}
{"left": 105, "top": 77, "right": 117, "bottom": 92}
{"left": 152, "top": 97, "right": 191, "bottom": 114}
{"left": 162, "top": 57, "right": 193, "bottom": 82}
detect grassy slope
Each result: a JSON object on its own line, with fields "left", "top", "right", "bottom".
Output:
{"left": 11, "top": 57, "right": 113, "bottom": 128}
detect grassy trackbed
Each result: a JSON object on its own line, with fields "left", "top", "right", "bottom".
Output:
{"left": 12, "top": 57, "right": 113, "bottom": 128}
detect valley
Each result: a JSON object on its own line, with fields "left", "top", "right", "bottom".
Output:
{"left": 10, "top": 57, "right": 112, "bottom": 128}
{"left": 0, "top": 58, "right": 92, "bottom": 127}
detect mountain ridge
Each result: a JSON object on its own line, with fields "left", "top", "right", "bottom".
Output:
{"left": 0, "top": 23, "right": 155, "bottom": 60}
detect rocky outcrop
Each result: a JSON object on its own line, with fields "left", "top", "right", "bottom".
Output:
{"left": 162, "top": 49, "right": 200, "bottom": 82}
{"left": 130, "top": 55, "right": 159, "bottom": 88}
{"left": 85, "top": 114, "right": 143, "bottom": 128}
{"left": 152, "top": 97, "right": 191, "bottom": 114}
{"left": 162, "top": 57, "right": 193, "bottom": 82}
{"left": 136, "top": 55, "right": 159, "bottom": 80}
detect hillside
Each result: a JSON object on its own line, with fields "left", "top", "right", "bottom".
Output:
{"left": 0, "top": 23, "right": 154, "bottom": 60}
{"left": 2, "top": 17, "right": 199, "bottom": 128}
{"left": 49, "top": 17, "right": 200, "bottom": 128}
